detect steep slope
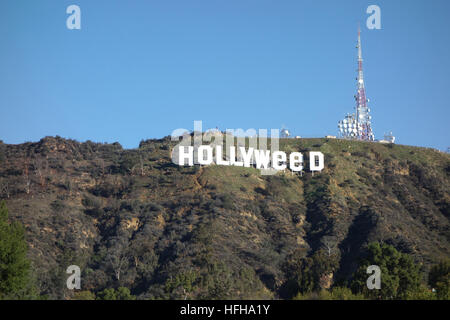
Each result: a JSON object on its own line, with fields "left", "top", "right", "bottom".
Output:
{"left": 0, "top": 136, "right": 448, "bottom": 299}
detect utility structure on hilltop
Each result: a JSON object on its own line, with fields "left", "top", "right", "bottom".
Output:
{"left": 280, "top": 125, "right": 291, "bottom": 138}
{"left": 338, "top": 27, "right": 375, "bottom": 141}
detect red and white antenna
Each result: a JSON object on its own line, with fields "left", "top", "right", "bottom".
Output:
{"left": 338, "top": 26, "right": 375, "bottom": 141}
{"left": 355, "top": 26, "right": 374, "bottom": 141}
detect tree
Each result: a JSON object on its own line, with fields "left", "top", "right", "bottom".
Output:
{"left": 405, "top": 285, "right": 436, "bottom": 300}
{"left": 0, "top": 178, "right": 10, "bottom": 199}
{"left": 72, "top": 290, "right": 96, "bottom": 300}
{"left": 428, "top": 260, "right": 450, "bottom": 300}
{"left": 97, "top": 288, "right": 117, "bottom": 300}
{"left": 106, "top": 236, "right": 130, "bottom": 283}
{"left": 281, "top": 248, "right": 339, "bottom": 298}
{"left": 116, "top": 287, "right": 136, "bottom": 300}
{"left": 351, "top": 242, "right": 421, "bottom": 299}
{"left": 0, "top": 201, "right": 33, "bottom": 299}
{"left": 22, "top": 160, "right": 31, "bottom": 195}
{"left": 165, "top": 270, "right": 198, "bottom": 299}
{"left": 294, "top": 287, "right": 365, "bottom": 300}
{"left": 33, "top": 157, "right": 49, "bottom": 188}
{"left": 322, "top": 238, "right": 337, "bottom": 257}
{"left": 96, "top": 287, "right": 135, "bottom": 300}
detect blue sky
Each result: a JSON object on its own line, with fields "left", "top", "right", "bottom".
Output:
{"left": 0, "top": 0, "right": 449, "bottom": 150}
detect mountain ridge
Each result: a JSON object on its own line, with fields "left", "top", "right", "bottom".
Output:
{"left": 0, "top": 136, "right": 448, "bottom": 299}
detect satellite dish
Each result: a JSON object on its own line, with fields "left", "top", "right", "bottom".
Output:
{"left": 280, "top": 125, "right": 291, "bottom": 138}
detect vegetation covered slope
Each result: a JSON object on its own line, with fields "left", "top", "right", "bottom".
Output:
{"left": 0, "top": 136, "right": 448, "bottom": 299}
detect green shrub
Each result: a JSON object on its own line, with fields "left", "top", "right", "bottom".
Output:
{"left": 0, "top": 201, "right": 35, "bottom": 299}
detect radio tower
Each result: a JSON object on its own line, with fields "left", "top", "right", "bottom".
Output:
{"left": 354, "top": 26, "right": 374, "bottom": 141}
{"left": 338, "top": 27, "right": 375, "bottom": 141}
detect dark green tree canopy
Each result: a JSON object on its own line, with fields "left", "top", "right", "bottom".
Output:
{"left": 0, "top": 201, "right": 33, "bottom": 299}
{"left": 428, "top": 260, "right": 450, "bottom": 300}
{"left": 351, "top": 242, "right": 421, "bottom": 299}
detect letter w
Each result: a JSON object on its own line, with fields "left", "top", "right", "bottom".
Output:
{"left": 254, "top": 150, "right": 271, "bottom": 169}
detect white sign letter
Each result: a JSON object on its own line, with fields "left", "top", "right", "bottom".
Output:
{"left": 240, "top": 147, "right": 254, "bottom": 168}
{"left": 309, "top": 152, "right": 324, "bottom": 172}
{"left": 198, "top": 146, "right": 213, "bottom": 165}
{"left": 272, "top": 151, "right": 287, "bottom": 170}
{"left": 289, "top": 152, "right": 303, "bottom": 172}
{"left": 178, "top": 146, "right": 194, "bottom": 166}
{"left": 253, "top": 149, "right": 271, "bottom": 169}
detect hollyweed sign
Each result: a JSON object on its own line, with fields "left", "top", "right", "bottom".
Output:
{"left": 171, "top": 121, "right": 324, "bottom": 175}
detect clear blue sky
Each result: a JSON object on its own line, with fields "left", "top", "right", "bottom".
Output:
{"left": 0, "top": 0, "right": 449, "bottom": 150}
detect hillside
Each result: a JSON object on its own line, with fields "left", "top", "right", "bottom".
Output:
{"left": 0, "top": 136, "right": 449, "bottom": 299}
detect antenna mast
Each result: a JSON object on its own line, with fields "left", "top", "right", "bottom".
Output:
{"left": 355, "top": 26, "right": 374, "bottom": 141}
{"left": 338, "top": 27, "right": 375, "bottom": 141}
